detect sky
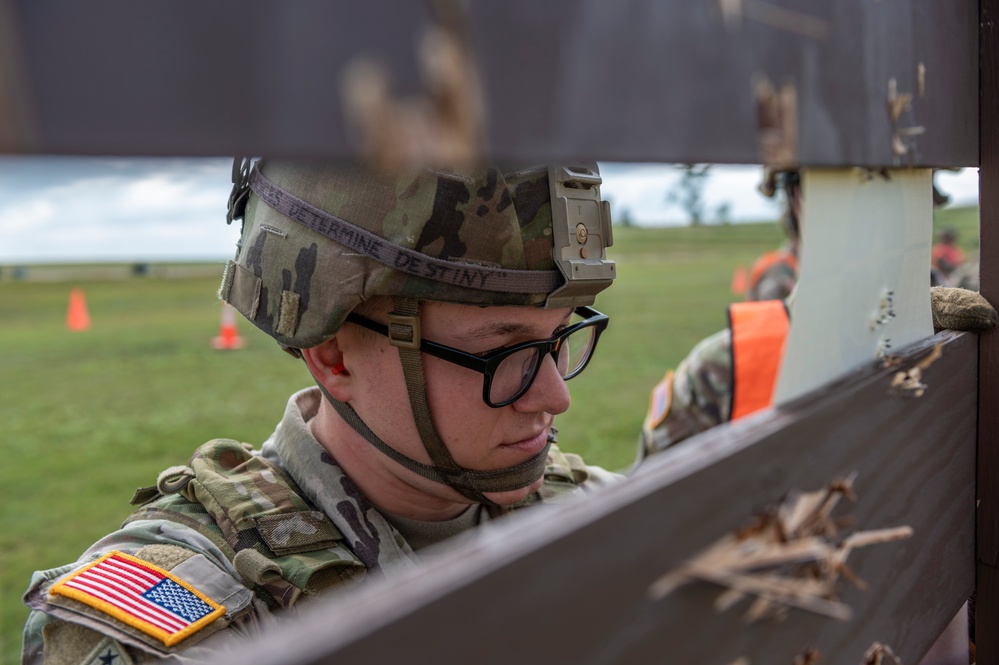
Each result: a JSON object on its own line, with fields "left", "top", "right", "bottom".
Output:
{"left": 0, "top": 157, "right": 981, "bottom": 264}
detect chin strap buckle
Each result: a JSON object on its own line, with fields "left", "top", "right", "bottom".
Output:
{"left": 387, "top": 311, "right": 422, "bottom": 350}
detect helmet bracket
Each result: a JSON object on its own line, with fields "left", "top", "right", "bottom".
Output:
{"left": 545, "top": 164, "right": 616, "bottom": 309}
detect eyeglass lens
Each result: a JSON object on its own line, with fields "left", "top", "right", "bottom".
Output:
{"left": 488, "top": 323, "right": 598, "bottom": 405}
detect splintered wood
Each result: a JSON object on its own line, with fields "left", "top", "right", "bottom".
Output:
{"left": 790, "top": 647, "right": 822, "bottom": 664}
{"left": 729, "top": 645, "right": 894, "bottom": 665}
{"left": 887, "top": 77, "right": 925, "bottom": 159}
{"left": 755, "top": 76, "right": 798, "bottom": 167}
{"left": 862, "top": 642, "right": 902, "bottom": 665}
{"left": 647, "top": 473, "right": 912, "bottom": 623}
{"left": 888, "top": 343, "right": 943, "bottom": 398}
{"left": 341, "top": 20, "right": 485, "bottom": 172}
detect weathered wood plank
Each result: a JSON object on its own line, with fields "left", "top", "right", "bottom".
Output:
{"left": 225, "top": 332, "right": 976, "bottom": 665}
{"left": 0, "top": 0, "right": 978, "bottom": 167}
{"left": 473, "top": 0, "right": 978, "bottom": 168}
{"left": 2, "top": 0, "right": 434, "bottom": 157}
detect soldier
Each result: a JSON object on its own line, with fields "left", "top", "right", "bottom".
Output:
{"left": 638, "top": 287, "right": 998, "bottom": 457}
{"left": 636, "top": 287, "right": 996, "bottom": 665}
{"left": 931, "top": 227, "right": 966, "bottom": 283}
{"left": 641, "top": 166, "right": 992, "bottom": 459}
{"left": 22, "top": 160, "right": 621, "bottom": 663}
{"left": 746, "top": 168, "right": 801, "bottom": 302}
{"left": 641, "top": 165, "right": 993, "bottom": 661}
{"left": 951, "top": 250, "right": 980, "bottom": 291}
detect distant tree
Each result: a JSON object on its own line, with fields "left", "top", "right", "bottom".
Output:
{"left": 665, "top": 163, "right": 712, "bottom": 226}
{"left": 715, "top": 201, "right": 732, "bottom": 225}
{"left": 616, "top": 206, "right": 635, "bottom": 228}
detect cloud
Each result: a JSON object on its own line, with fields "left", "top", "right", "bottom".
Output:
{"left": 599, "top": 162, "right": 782, "bottom": 225}
{"left": 0, "top": 157, "right": 236, "bottom": 263}
{"left": 0, "top": 157, "right": 982, "bottom": 263}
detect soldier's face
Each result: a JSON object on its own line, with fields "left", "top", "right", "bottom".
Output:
{"left": 346, "top": 301, "right": 574, "bottom": 505}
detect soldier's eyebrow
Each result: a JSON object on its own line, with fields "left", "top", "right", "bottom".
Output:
{"left": 452, "top": 315, "right": 573, "bottom": 343}
{"left": 453, "top": 322, "right": 539, "bottom": 342}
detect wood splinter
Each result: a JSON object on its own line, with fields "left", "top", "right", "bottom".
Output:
{"left": 862, "top": 642, "right": 902, "bottom": 665}
{"left": 888, "top": 343, "right": 943, "bottom": 398}
{"left": 647, "top": 473, "right": 913, "bottom": 624}
{"left": 887, "top": 78, "right": 925, "bottom": 159}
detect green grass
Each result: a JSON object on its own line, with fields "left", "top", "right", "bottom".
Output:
{"left": 0, "top": 207, "right": 977, "bottom": 663}
{"left": 932, "top": 204, "right": 980, "bottom": 253}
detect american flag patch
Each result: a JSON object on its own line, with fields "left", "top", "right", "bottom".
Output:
{"left": 50, "top": 551, "right": 225, "bottom": 647}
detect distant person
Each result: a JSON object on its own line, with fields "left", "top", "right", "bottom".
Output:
{"left": 746, "top": 168, "right": 800, "bottom": 302}
{"left": 951, "top": 250, "right": 980, "bottom": 292}
{"left": 636, "top": 285, "right": 997, "bottom": 458}
{"left": 639, "top": 169, "right": 993, "bottom": 456}
{"left": 931, "top": 228, "right": 966, "bottom": 284}
{"left": 637, "top": 287, "right": 995, "bottom": 665}
{"left": 639, "top": 170, "right": 993, "bottom": 665}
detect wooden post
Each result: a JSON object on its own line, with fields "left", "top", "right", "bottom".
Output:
{"left": 978, "top": 0, "right": 999, "bottom": 663}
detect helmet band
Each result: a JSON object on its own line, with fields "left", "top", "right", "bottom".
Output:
{"left": 249, "top": 167, "right": 563, "bottom": 295}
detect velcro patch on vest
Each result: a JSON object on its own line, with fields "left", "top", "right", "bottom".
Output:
{"left": 644, "top": 369, "right": 674, "bottom": 431}
{"left": 49, "top": 551, "right": 225, "bottom": 647}
{"left": 84, "top": 637, "right": 134, "bottom": 665}
{"left": 254, "top": 511, "right": 344, "bottom": 555}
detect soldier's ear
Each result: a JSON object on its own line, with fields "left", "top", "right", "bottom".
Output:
{"left": 301, "top": 337, "right": 352, "bottom": 401}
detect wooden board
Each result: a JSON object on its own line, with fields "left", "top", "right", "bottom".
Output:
{"left": 0, "top": 0, "right": 978, "bottom": 167}
{"left": 472, "top": 0, "right": 978, "bottom": 168}
{"left": 224, "top": 331, "right": 976, "bottom": 665}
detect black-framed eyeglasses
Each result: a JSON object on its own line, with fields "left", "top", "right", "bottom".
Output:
{"left": 345, "top": 306, "right": 609, "bottom": 408}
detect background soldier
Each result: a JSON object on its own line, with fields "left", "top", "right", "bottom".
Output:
{"left": 951, "top": 251, "right": 980, "bottom": 291}
{"left": 22, "top": 161, "right": 622, "bottom": 663}
{"left": 639, "top": 251, "right": 996, "bottom": 459}
{"left": 931, "top": 228, "right": 967, "bottom": 285}
{"left": 746, "top": 168, "right": 801, "bottom": 302}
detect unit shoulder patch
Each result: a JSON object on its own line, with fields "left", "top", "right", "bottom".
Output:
{"left": 644, "top": 370, "right": 675, "bottom": 431}
{"left": 49, "top": 551, "right": 226, "bottom": 647}
{"left": 84, "top": 636, "right": 135, "bottom": 665}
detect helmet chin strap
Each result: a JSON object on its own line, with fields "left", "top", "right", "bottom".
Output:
{"left": 311, "top": 297, "right": 551, "bottom": 505}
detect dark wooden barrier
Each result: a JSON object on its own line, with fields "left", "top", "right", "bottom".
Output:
{"left": 0, "top": 0, "right": 978, "bottom": 167}
{"left": 978, "top": 1, "right": 999, "bottom": 663}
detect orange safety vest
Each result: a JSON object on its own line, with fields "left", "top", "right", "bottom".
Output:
{"left": 728, "top": 300, "right": 790, "bottom": 420}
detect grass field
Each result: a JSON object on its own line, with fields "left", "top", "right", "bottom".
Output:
{"left": 0, "top": 208, "right": 979, "bottom": 663}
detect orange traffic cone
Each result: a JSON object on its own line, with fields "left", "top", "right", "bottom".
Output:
{"left": 212, "top": 303, "right": 245, "bottom": 350}
{"left": 66, "top": 288, "right": 91, "bottom": 332}
{"left": 730, "top": 265, "right": 748, "bottom": 295}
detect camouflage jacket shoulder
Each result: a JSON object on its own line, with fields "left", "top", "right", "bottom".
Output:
{"left": 24, "top": 388, "right": 615, "bottom": 663}
{"left": 638, "top": 327, "right": 734, "bottom": 460}
{"left": 747, "top": 244, "right": 798, "bottom": 302}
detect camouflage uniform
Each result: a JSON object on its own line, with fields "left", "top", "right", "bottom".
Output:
{"left": 745, "top": 242, "right": 798, "bottom": 302}
{"left": 23, "top": 387, "right": 620, "bottom": 663}
{"left": 638, "top": 285, "right": 998, "bottom": 460}
{"left": 637, "top": 329, "right": 733, "bottom": 460}
{"left": 951, "top": 251, "right": 980, "bottom": 291}
{"left": 639, "top": 168, "right": 796, "bottom": 457}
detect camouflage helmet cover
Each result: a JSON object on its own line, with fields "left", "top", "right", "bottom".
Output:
{"left": 220, "top": 160, "right": 614, "bottom": 349}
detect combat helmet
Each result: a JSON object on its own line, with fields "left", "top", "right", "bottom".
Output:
{"left": 221, "top": 159, "right": 615, "bottom": 502}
